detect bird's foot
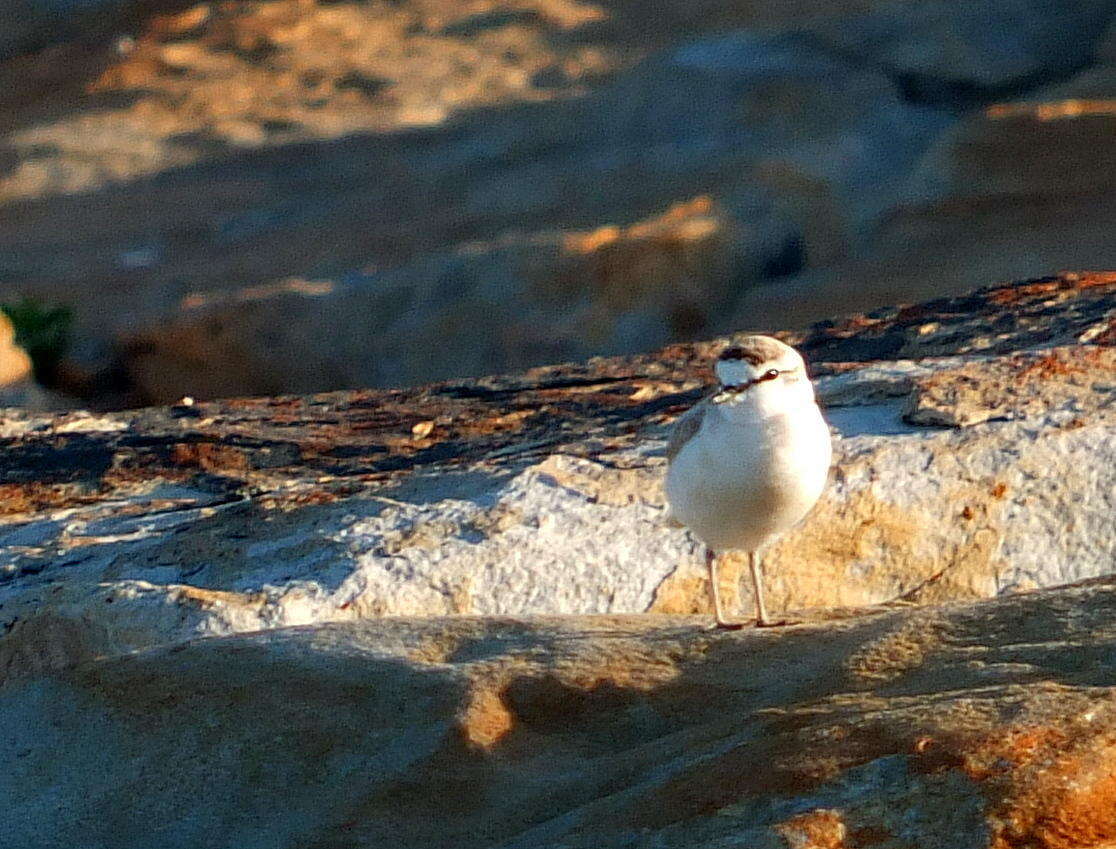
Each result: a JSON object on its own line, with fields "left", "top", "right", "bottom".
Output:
{"left": 710, "top": 618, "right": 746, "bottom": 631}
{"left": 755, "top": 618, "right": 797, "bottom": 628}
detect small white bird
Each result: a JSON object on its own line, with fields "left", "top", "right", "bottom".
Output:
{"left": 665, "top": 335, "right": 832, "bottom": 628}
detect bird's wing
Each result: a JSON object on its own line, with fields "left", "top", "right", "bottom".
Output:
{"left": 665, "top": 396, "right": 712, "bottom": 462}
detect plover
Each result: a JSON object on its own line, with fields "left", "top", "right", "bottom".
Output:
{"left": 665, "top": 335, "right": 831, "bottom": 628}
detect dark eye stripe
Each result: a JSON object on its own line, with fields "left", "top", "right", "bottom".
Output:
{"left": 721, "top": 368, "right": 793, "bottom": 393}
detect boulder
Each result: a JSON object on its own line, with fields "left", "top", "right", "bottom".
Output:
{"left": 8, "top": 0, "right": 1116, "bottom": 401}
{"left": 120, "top": 197, "right": 772, "bottom": 402}
{"left": 744, "top": 43, "right": 1116, "bottom": 331}
{"left": 0, "top": 310, "right": 56, "bottom": 409}
{"left": 3, "top": 272, "right": 1116, "bottom": 846}
{"left": 805, "top": 0, "right": 1116, "bottom": 99}
{"left": 0, "top": 310, "right": 31, "bottom": 388}
{"left": 1, "top": 272, "right": 1113, "bottom": 675}
{"left": 0, "top": 5, "right": 950, "bottom": 400}
{"left": 7, "top": 583, "right": 1116, "bottom": 847}
{"left": 0, "top": 0, "right": 125, "bottom": 61}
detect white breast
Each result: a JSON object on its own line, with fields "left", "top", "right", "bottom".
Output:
{"left": 665, "top": 399, "right": 831, "bottom": 553}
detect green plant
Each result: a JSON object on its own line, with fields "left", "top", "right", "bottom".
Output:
{"left": 0, "top": 297, "right": 72, "bottom": 383}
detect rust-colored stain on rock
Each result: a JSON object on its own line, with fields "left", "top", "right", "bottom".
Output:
{"left": 777, "top": 808, "right": 848, "bottom": 849}
{"left": 458, "top": 683, "right": 516, "bottom": 750}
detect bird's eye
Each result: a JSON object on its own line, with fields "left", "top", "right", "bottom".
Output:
{"left": 763, "top": 369, "right": 780, "bottom": 380}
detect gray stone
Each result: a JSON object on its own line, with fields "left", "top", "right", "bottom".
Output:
{"left": 807, "top": 0, "right": 1116, "bottom": 95}
{"left": 2, "top": 275, "right": 1114, "bottom": 681}
{"left": 7, "top": 582, "right": 1116, "bottom": 847}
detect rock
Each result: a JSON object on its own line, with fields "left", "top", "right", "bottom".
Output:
{"left": 8, "top": 581, "right": 1116, "bottom": 847}
{"left": 759, "top": 55, "right": 1116, "bottom": 332}
{"left": 733, "top": 269, "right": 1116, "bottom": 355}
{"left": 0, "top": 310, "right": 57, "bottom": 409}
{"left": 2, "top": 272, "right": 1116, "bottom": 845}
{"left": 0, "top": 272, "right": 1113, "bottom": 676}
{"left": 0, "top": 310, "right": 31, "bottom": 388}
{"left": 903, "top": 346, "right": 1116, "bottom": 427}
{"left": 806, "top": 0, "right": 1115, "bottom": 99}
{"left": 0, "top": 4, "right": 951, "bottom": 401}
{"left": 120, "top": 197, "right": 767, "bottom": 402}
{"left": 7, "top": 0, "right": 1116, "bottom": 402}
{"left": 0, "top": 0, "right": 124, "bottom": 61}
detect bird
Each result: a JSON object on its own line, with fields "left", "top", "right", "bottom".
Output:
{"left": 664, "top": 335, "right": 832, "bottom": 628}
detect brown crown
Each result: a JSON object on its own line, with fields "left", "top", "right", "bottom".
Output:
{"left": 717, "top": 336, "right": 787, "bottom": 366}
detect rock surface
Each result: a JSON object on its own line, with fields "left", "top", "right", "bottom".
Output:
{"left": 121, "top": 196, "right": 753, "bottom": 400}
{"left": 1, "top": 271, "right": 1113, "bottom": 673}
{"left": 0, "top": 311, "right": 31, "bottom": 388}
{"left": 0, "top": 311, "right": 54, "bottom": 409}
{"left": 8, "top": 582, "right": 1116, "bottom": 847}
{"left": 2, "top": 272, "right": 1116, "bottom": 846}
{"left": 729, "top": 18, "right": 1116, "bottom": 332}
{"left": 3, "top": 0, "right": 1116, "bottom": 403}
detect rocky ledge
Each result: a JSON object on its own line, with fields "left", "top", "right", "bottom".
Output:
{"left": 2, "top": 271, "right": 1115, "bottom": 846}
{"left": 6, "top": 1, "right": 1116, "bottom": 406}
{"left": 8, "top": 587, "right": 1116, "bottom": 848}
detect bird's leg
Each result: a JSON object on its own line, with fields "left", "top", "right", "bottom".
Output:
{"left": 748, "top": 550, "right": 771, "bottom": 626}
{"left": 750, "top": 551, "right": 795, "bottom": 627}
{"left": 706, "top": 548, "right": 743, "bottom": 630}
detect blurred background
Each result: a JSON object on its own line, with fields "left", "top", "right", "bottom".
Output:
{"left": 2, "top": 0, "right": 1116, "bottom": 410}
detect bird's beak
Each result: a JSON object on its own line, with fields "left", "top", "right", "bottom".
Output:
{"left": 712, "top": 385, "right": 745, "bottom": 403}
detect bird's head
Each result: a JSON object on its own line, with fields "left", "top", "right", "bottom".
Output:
{"left": 712, "top": 335, "right": 815, "bottom": 417}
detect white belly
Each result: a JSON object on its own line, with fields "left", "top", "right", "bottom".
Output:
{"left": 665, "top": 403, "right": 831, "bottom": 552}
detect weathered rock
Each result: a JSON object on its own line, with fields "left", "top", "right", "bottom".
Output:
{"left": 741, "top": 54, "right": 1116, "bottom": 331}
{"left": 0, "top": 0, "right": 944, "bottom": 400}
{"left": 806, "top": 0, "right": 1115, "bottom": 98}
{"left": 0, "top": 311, "right": 31, "bottom": 388}
{"left": 5, "top": 1, "right": 1116, "bottom": 402}
{"left": 903, "top": 346, "right": 1116, "bottom": 427}
{"left": 1, "top": 272, "right": 1116, "bottom": 846}
{"left": 8, "top": 581, "right": 1116, "bottom": 847}
{"left": 1, "top": 273, "right": 1113, "bottom": 678}
{"left": 121, "top": 197, "right": 771, "bottom": 401}
{"left": 735, "top": 270, "right": 1116, "bottom": 358}
{"left": 0, "top": 310, "right": 56, "bottom": 409}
